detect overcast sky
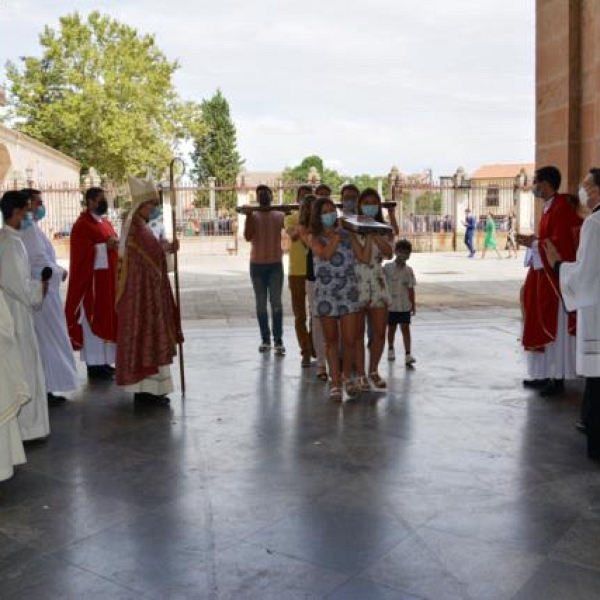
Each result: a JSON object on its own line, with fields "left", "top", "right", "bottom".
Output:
{"left": 0, "top": 0, "right": 535, "bottom": 178}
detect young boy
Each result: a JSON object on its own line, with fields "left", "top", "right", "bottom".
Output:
{"left": 384, "top": 239, "right": 416, "bottom": 365}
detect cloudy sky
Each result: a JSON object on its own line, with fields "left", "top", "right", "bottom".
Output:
{"left": 0, "top": 0, "right": 535, "bottom": 178}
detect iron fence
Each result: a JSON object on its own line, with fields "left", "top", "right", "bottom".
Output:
{"left": 0, "top": 180, "right": 533, "bottom": 252}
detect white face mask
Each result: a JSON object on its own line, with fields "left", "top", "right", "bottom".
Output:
{"left": 579, "top": 185, "right": 589, "bottom": 205}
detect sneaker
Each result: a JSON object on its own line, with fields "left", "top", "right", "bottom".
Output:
{"left": 405, "top": 354, "right": 416, "bottom": 366}
{"left": 388, "top": 347, "right": 395, "bottom": 361}
{"left": 274, "top": 340, "right": 286, "bottom": 356}
{"left": 258, "top": 341, "right": 271, "bottom": 353}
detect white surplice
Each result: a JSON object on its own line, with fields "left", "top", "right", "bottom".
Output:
{"left": 0, "top": 289, "right": 28, "bottom": 481}
{"left": 0, "top": 226, "right": 50, "bottom": 441}
{"left": 560, "top": 209, "right": 600, "bottom": 377}
{"left": 21, "top": 222, "right": 78, "bottom": 392}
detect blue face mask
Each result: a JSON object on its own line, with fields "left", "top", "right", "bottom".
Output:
{"left": 361, "top": 205, "right": 379, "bottom": 218}
{"left": 149, "top": 207, "right": 162, "bottom": 221}
{"left": 21, "top": 211, "right": 34, "bottom": 230}
{"left": 35, "top": 206, "right": 46, "bottom": 221}
{"left": 321, "top": 212, "right": 337, "bottom": 228}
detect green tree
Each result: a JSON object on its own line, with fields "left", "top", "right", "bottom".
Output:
{"left": 190, "top": 89, "right": 243, "bottom": 209}
{"left": 4, "top": 11, "right": 194, "bottom": 181}
{"left": 282, "top": 155, "right": 347, "bottom": 201}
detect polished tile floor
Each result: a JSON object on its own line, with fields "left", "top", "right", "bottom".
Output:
{"left": 1, "top": 314, "right": 599, "bottom": 599}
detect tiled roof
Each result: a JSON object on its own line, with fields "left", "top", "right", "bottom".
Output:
{"left": 470, "top": 163, "right": 535, "bottom": 180}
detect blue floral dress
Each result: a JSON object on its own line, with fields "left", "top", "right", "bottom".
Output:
{"left": 313, "top": 229, "right": 360, "bottom": 317}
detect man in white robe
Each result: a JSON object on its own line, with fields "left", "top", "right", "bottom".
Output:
{"left": 546, "top": 168, "right": 600, "bottom": 460}
{"left": 0, "top": 286, "right": 28, "bottom": 482}
{"left": 0, "top": 191, "right": 50, "bottom": 441}
{"left": 20, "top": 189, "right": 78, "bottom": 406}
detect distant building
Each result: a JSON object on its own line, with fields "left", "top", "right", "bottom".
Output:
{"left": 0, "top": 123, "right": 81, "bottom": 237}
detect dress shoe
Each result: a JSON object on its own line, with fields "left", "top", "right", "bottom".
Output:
{"left": 87, "top": 365, "right": 114, "bottom": 380}
{"left": 134, "top": 392, "right": 170, "bottom": 406}
{"left": 47, "top": 392, "right": 67, "bottom": 406}
{"left": 523, "top": 378, "right": 548, "bottom": 389}
{"left": 540, "top": 378, "right": 565, "bottom": 397}
{"left": 103, "top": 364, "right": 116, "bottom": 374}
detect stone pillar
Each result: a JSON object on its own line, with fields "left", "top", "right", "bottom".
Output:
{"left": 208, "top": 176, "right": 217, "bottom": 219}
{"left": 536, "top": 0, "right": 582, "bottom": 196}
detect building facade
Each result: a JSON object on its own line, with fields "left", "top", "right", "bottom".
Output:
{"left": 536, "top": 0, "right": 600, "bottom": 192}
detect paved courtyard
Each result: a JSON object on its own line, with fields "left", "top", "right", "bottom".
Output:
{"left": 1, "top": 251, "right": 599, "bottom": 599}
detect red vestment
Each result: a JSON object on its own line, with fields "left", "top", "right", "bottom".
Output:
{"left": 64, "top": 212, "right": 118, "bottom": 350}
{"left": 115, "top": 217, "right": 183, "bottom": 386}
{"left": 522, "top": 194, "right": 582, "bottom": 351}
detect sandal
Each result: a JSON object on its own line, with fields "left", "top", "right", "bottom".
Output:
{"left": 316, "top": 369, "right": 328, "bottom": 382}
{"left": 356, "top": 376, "right": 370, "bottom": 392}
{"left": 329, "top": 386, "right": 342, "bottom": 402}
{"left": 369, "top": 372, "right": 387, "bottom": 389}
{"left": 343, "top": 377, "right": 359, "bottom": 398}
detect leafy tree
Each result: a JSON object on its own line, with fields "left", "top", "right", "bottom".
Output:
{"left": 190, "top": 89, "right": 243, "bottom": 209}
{"left": 4, "top": 11, "right": 195, "bottom": 181}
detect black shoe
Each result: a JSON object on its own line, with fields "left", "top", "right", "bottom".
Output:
{"left": 103, "top": 364, "right": 116, "bottom": 374}
{"left": 134, "top": 392, "right": 170, "bottom": 406}
{"left": 47, "top": 392, "right": 67, "bottom": 406}
{"left": 87, "top": 365, "right": 114, "bottom": 380}
{"left": 274, "top": 340, "right": 286, "bottom": 357}
{"left": 523, "top": 378, "right": 548, "bottom": 389}
{"left": 540, "top": 378, "right": 565, "bottom": 397}
{"left": 576, "top": 421, "right": 587, "bottom": 434}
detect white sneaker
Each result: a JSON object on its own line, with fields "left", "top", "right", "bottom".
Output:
{"left": 274, "top": 341, "right": 286, "bottom": 356}
{"left": 388, "top": 348, "right": 395, "bottom": 361}
{"left": 405, "top": 354, "right": 416, "bottom": 366}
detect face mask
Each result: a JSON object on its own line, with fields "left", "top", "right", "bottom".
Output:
{"left": 35, "top": 206, "right": 46, "bottom": 221}
{"left": 95, "top": 199, "right": 108, "bottom": 216}
{"left": 361, "top": 205, "right": 379, "bottom": 218}
{"left": 532, "top": 186, "right": 543, "bottom": 199}
{"left": 342, "top": 199, "right": 356, "bottom": 213}
{"left": 396, "top": 252, "right": 409, "bottom": 263}
{"left": 149, "top": 207, "right": 162, "bottom": 221}
{"left": 321, "top": 213, "right": 337, "bottom": 228}
{"left": 579, "top": 185, "right": 589, "bottom": 205}
{"left": 21, "top": 211, "right": 34, "bottom": 230}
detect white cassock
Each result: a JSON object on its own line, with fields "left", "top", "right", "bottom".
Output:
{"left": 0, "top": 289, "right": 28, "bottom": 482}
{"left": 21, "top": 222, "right": 78, "bottom": 393}
{"left": 559, "top": 209, "right": 600, "bottom": 376}
{"left": 0, "top": 226, "right": 50, "bottom": 441}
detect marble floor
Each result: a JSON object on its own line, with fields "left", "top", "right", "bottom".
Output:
{"left": 1, "top": 313, "right": 599, "bottom": 599}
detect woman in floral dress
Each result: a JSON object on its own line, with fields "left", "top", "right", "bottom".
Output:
{"left": 308, "top": 197, "right": 370, "bottom": 401}
{"left": 354, "top": 189, "right": 394, "bottom": 389}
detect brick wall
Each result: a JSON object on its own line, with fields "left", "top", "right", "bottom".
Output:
{"left": 536, "top": 0, "right": 600, "bottom": 193}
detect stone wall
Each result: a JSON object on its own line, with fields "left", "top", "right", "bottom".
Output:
{"left": 536, "top": 0, "right": 600, "bottom": 191}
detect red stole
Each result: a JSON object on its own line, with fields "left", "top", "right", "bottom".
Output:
{"left": 115, "top": 217, "right": 183, "bottom": 386}
{"left": 64, "top": 212, "right": 118, "bottom": 349}
{"left": 522, "top": 194, "right": 582, "bottom": 351}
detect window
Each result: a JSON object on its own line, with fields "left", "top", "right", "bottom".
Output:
{"left": 485, "top": 185, "right": 500, "bottom": 207}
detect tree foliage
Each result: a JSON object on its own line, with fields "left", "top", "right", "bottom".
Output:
{"left": 190, "top": 89, "right": 243, "bottom": 209}
{"left": 4, "top": 11, "right": 198, "bottom": 181}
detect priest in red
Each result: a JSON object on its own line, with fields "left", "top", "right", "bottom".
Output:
{"left": 115, "top": 176, "right": 183, "bottom": 405}
{"left": 64, "top": 187, "right": 119, "bottom": 379}
{"left": 518, "top": 166, "right": 583, "bottom": 396}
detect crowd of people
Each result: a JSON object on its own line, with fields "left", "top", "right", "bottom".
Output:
{"left": 242, "top": 183, "right": 417, "bottom": 402}
{"left": 0, "top": 177, "right": 182, "bottom": 482}
{"left": 2, "top": 163, "right": 600, "bottom": 484}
